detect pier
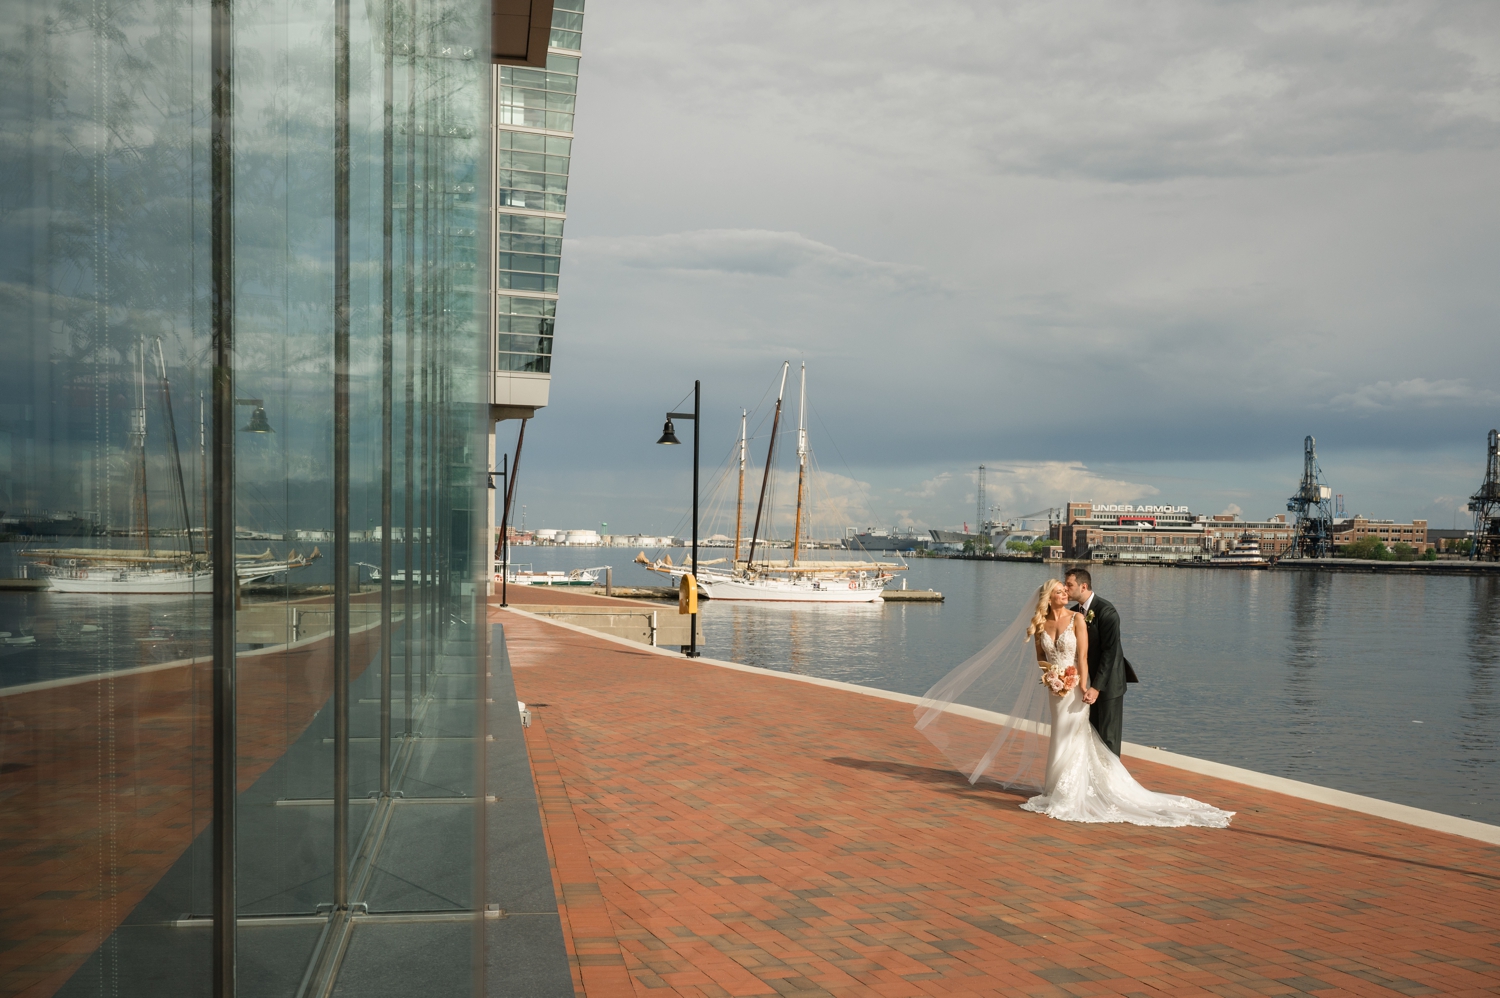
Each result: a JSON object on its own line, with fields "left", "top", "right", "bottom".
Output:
{"left": 494, "top": 602, "right": 1500, "bottom": 997}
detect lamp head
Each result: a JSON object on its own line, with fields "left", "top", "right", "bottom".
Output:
{"left": 656, "top": 418, "right": 681, "bottom": 445}
{"left": 241, "top": 406, "right": 273, "bottom": 433}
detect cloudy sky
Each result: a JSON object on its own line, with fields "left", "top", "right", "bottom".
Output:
{"left": 510, "top": 0, "right": 1500, "bottom": 537}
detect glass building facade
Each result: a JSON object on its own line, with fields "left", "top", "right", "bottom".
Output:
{"left": 0, "top": 0, "right": 532, "bottom": 991}
{"left": 491, "top": 0, "right": 583, "bottom": 405}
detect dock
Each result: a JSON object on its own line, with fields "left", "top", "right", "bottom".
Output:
{"left": 879, "top": 588, "right": 943, "bottom": 602}
{"left": 492, "top": 603, "right": 1500, "bottom": 997}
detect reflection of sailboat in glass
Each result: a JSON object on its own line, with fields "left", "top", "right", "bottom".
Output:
{"left": 643, "top": 362, "right": 900, "bottom": 602}
{"left": 22, "top": 337, "right": 319, "bottom": 593}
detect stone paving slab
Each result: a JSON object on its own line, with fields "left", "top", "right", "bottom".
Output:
{"left": 497, "top": 606, "right": 1500, "bottom": 998}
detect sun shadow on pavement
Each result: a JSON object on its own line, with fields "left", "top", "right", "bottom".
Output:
{"left": 826, "top": 757, "right": 1031, "bottom": 801}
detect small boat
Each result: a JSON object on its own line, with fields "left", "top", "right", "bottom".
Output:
{"left": 496, "top": 564, "right": 601, "bottom": 586}
{"left": 1209, "top": 533, "right": 1269, "bottom": 567}
{"left": 361, "top": 565, "right": 433, "bottom": 584}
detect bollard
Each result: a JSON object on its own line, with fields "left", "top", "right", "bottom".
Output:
{"left": 605, "top": 565, "right": 612, "bottom": 597}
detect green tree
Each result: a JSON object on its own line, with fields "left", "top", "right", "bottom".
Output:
{"left": 1390, "top": 542, "right": 1416, "bottom": 561}
{"left": 1343, "top": 536, "right": 1390, "bottom": 560}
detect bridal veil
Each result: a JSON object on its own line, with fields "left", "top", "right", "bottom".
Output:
{"left": 913, "top": 597, "right": 1052, "bottom": 793}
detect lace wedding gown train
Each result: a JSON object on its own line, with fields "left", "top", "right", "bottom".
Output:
{"left": 1020, "top": 625, "right": 1233, "bottom": 828}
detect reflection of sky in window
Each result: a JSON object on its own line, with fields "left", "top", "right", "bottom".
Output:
{"left": 0, "top": 0, "right": 486, "bottom": 537}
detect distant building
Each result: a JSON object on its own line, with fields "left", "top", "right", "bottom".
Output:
{"left": 1332, "top": 516, "right": 1432, "bottom": 554}
{"left": 608, "top": 534, "right": 678, "bottom": 548}
{"left": 1060, "top": 502, "right": 1294, "bottom": 562}
{"left": 1426, "top": 527, "right": 1472, "bottom": 553}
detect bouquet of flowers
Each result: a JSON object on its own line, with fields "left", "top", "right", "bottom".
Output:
{"left": 1039, "top": 664, "right": 1080, "bottom": 697}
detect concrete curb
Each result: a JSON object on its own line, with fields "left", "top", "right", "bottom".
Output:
{"left": 496, "top": 605, "right": 1500, "bottom": 848}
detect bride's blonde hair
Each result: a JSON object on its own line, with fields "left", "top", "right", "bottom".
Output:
{"left": 1027, "top": 579, "right": 1066, "bottom": 637}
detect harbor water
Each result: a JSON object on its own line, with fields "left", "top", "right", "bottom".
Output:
{"left": 4, "top": 544, "right": 1496, "bottom": 825}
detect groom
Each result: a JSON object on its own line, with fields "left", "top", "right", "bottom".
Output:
{"left": 1063, "top": 568, "right": 1139, "bottom": 756}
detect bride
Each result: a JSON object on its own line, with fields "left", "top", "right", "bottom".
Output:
{"left": 915, "top": 579, "right": 1232, "bottom": 828}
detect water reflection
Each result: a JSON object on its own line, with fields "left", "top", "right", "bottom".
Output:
{"left": 1283, "top": 572, "right": 1332, "bottom": 757}
{"left": 1462, "top": 578, "right": 1499, "bottom": 801}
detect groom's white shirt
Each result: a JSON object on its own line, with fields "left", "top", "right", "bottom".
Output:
{"left": 1076, "top": 592, "right": 1095, "bottom": 614}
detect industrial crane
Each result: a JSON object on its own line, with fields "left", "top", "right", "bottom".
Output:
{"left": 1286, "top": 435, "right": 1334, "bottom": 559}
{"left": 1468, "top": 429, "right": 1500, "bottom": 561}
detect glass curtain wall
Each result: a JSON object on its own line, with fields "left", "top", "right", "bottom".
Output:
{"left": 0, "top": 0, "right": 491, "bottom": 991}
{"left": 493, "top": 0, "right": 582, "bottom": 377}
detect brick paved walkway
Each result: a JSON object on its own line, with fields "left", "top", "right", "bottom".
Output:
{"left": 499, "top": 606, "right": 1500, "bottom": 998}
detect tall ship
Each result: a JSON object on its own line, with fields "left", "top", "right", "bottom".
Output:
{"left": 20, "top": 336, "right": 319, "bottom": 594}
{"left": 642, "top": 362, "right": 901, "bottom": 602}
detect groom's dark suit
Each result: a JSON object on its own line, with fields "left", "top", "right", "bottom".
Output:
{"left": 1078, "top": 594, "right": 1139, "bottom": 756}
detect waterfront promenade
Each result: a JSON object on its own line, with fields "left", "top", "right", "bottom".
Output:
{"left": 494, "top": 597, "right": 1500, "bottom": 998}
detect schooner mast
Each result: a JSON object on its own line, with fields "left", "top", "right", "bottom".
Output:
{"left": 733, "top": 409, "right": 746, "bottom": 565}
{"left": 130, "top": 337, "right": 151, "bottom": 551}
{"left": 745, "top": 362, "right": 789, "bottom": 570}
{"left": 791, "top": 363, "right": 807, "bottom": 566}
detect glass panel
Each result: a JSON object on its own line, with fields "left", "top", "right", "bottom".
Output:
{"left": 496, "top": 353, "right": 552, "bottom": 373}
{"left": 498, "top": 335, "right": 554, "bottom": 357}
{"left": 0, "top": 0, "right": 490, "bottom": 990}
{"left": 496, "top": 297, "right": 557, "bottom": 317}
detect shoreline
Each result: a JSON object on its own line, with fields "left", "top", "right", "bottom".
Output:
{"left": 946, "top": 552, "right": 1500, "bottom": 576}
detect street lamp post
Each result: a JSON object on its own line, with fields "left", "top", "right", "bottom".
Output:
{"left": 489, "top": 454, "right": 508, "bottom": 607}
{"left": 657, "top": 380, "right": 700, "bottom": 658}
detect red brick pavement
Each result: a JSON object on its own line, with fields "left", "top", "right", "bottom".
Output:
{"left": 498, "top": 606, "right": 1500, "bottom": 998}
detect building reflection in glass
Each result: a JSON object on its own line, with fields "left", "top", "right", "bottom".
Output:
{"left": 0, "top": 0, "right": 502, "bottom": 990}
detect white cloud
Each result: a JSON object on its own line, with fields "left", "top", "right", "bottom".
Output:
{"left": 901, "top": 472, "right": 953, "bottom": 500}
{"left": 1221, "top": 503, "right": 1244, "bottom": 516}
{"left": 982, "top": 463, "right": 1160, "bottom": 514}
{"left": 1327, "top": 378, "right": 1500, "bottom": 411}
{"left": 571, "top": 229, "right": 940, "bottom": 291}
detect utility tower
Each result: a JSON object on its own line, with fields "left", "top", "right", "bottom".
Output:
{"left": 1468, "top": 429, "right": 1500, "bottom": 561}
{"left": 976, "top": 465, "right": 986, "bottom": 531}
{"left": 1286, "top": 435, "right": 1334, "bottom": 558}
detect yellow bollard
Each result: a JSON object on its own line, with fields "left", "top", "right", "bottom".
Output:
{"left": 678, "top": 573, "right": 698, "bottom": 615}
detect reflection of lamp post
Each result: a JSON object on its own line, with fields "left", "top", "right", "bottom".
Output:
{"left": 657, "top": 381, "right": 699, "bottom": 658}
{"left": 235, "top": 397, "right": 273, "bottom": 433}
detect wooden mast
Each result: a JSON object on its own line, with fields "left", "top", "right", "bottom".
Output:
{"left": 153, "top": 338, "right": 196, "bottom": 558}
{"left": 733, "top": 408, "right": 746, "bottom": 565}
{"left": 791, "top": 363, "right": 807, "bottom": 566}
{"left": 746, "top": 362, "right": 789, "bottom": 571}
{"left": 132, "top": 337, "right": 151, "bottom": 552}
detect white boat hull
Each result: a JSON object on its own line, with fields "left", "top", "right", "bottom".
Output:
{"left": 31, "top": 561, "right": 304, "bottom": 594}
{"left": 36, "top": 567, "right": 212, "bottom": 594}
{"left": 693, "top": 575, "right": 885, "bottom": 603}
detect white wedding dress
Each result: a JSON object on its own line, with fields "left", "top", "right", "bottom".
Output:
{"left": 1019, "top": 624, "right": 1234, "bottom": 827}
